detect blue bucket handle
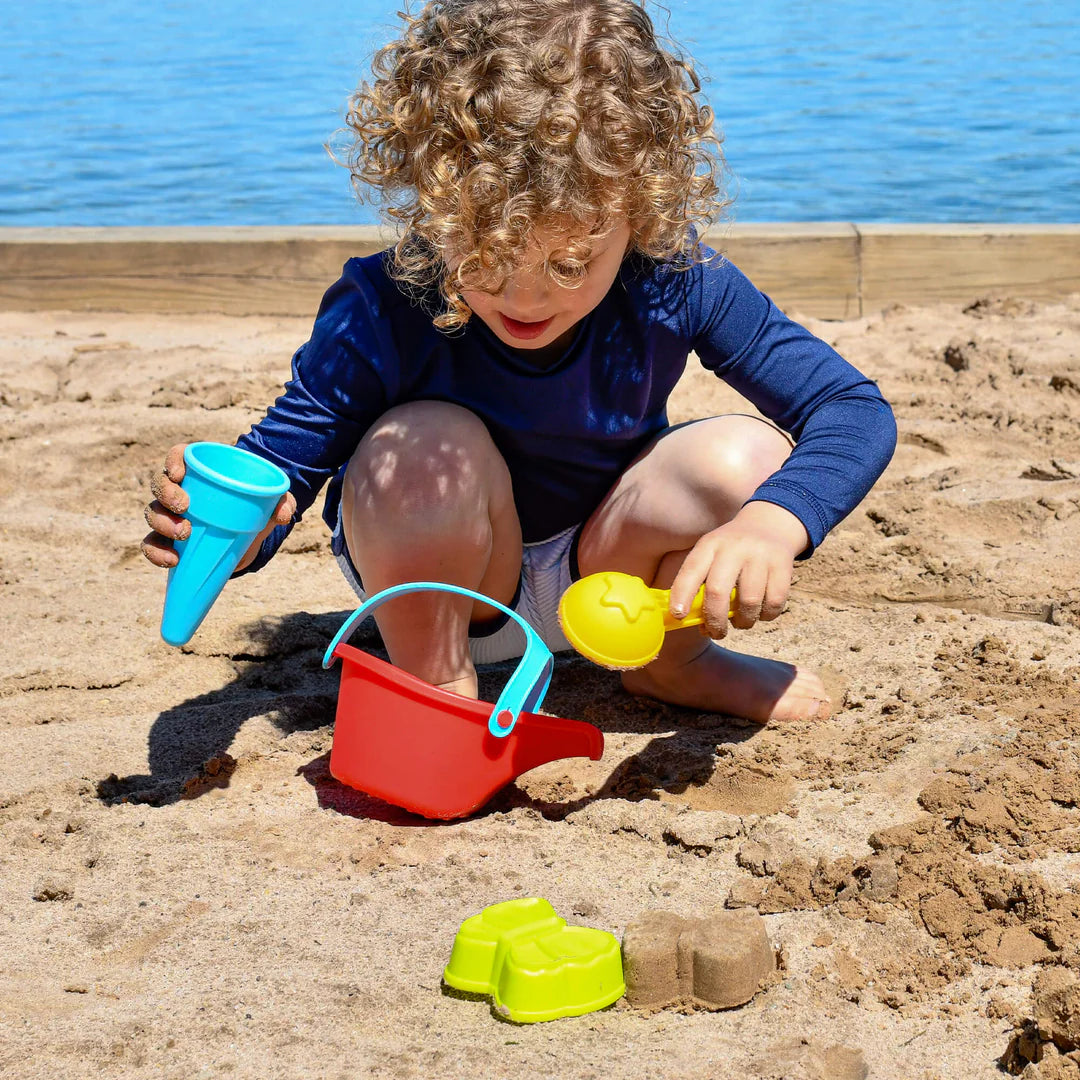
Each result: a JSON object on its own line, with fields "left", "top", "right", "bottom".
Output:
{"left": 322, "top": 581, "right": 553, "bottom": 739}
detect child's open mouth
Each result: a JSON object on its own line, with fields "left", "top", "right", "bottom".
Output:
{"left": 499, "top": 313, "right": 554, "bottom": 340}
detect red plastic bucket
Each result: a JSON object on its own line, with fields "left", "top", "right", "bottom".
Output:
{"left": 324, "top": 583, "right": 604, "bottom": 819}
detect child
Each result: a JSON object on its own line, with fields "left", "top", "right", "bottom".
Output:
{"left": 142, "top": 0, "right": 896, "bottom": 724}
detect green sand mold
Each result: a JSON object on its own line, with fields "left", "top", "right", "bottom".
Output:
{"left": 443, "top": 897, "right": 625, "bottom": 1023}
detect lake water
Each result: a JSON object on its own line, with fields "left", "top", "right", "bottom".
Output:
{"left": 1, "top": 0, "right": 1077, "bottom": 225}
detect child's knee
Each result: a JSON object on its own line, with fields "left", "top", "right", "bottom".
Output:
{"left": 684, "top": 414, "right": 792, "bottom": 499}
{"left": 343, "top": 400, "right": 506, "bottom": 520}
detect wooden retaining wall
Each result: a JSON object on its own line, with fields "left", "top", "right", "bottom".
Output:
{"left": 1, "top": 223, "right": 1077, "bottom": 320}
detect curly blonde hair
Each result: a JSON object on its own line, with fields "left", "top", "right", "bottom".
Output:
{"left": 342, "top": 0, "right": 728, "bottom": 329}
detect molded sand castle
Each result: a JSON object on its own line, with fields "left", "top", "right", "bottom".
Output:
{"left": 621, "top": 909, "right": 778, "bottom": 1011}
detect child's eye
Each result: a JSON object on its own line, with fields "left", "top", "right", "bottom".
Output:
{"left": 549, "top": 259, "right": 592, "bottom": 278}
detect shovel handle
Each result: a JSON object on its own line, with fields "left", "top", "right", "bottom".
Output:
{"left": 657, "top": 585, "right": 736, "bottom": 631}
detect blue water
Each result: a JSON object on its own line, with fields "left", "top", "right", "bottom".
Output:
{"left": 1, "top": 0, "right": 1077, "bottom": 225}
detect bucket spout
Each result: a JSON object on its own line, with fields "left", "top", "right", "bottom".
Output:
{"left": 494, "top": 712, "right": 604, "bottom": 776}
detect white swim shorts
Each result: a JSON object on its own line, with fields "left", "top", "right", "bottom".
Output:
{"left": 333, "top": 521, "right": 578, "bottom": 665}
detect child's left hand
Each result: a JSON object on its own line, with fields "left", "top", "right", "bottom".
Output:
{"left": 668, "top": 502, "right": 810, "bottom": 639}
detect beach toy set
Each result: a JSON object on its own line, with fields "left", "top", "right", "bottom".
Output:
{"left": 158, "top": 444, "right": 726, "bottom": 818}
{"left": 157, "top": 445, "right": 773, "bottom": 1022}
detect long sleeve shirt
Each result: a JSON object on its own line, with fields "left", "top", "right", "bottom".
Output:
{"left": 235, "top": 243, "right": 896, "bottom": 573}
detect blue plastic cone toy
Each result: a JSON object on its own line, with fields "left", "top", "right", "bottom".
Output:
{"left": 160, "top": 442, "right": 290, "bottom": 646}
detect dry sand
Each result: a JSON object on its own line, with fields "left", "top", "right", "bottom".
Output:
{"left": 2, "top": 287, "right": 1080, "bottom": 1079}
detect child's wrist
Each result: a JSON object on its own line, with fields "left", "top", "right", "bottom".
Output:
{"left": 735, "top": 500, "right": 809, "bottom": 557}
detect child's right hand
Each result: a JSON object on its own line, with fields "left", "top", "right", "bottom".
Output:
{"left": 141, "top": 443, "right": 191, "bottom": 569}
{"left": 141, "top": 444, "right": 296, "bottom": 573}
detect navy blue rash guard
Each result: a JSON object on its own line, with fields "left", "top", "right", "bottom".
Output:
{"left": 234, "top": 243, "right": 896, "bottom": 575}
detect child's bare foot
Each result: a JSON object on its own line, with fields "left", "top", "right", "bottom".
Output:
{"left": 620, "top": 640, "right": 834, "bottom": 724}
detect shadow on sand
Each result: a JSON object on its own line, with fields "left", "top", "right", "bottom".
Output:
{"left": 97, "top": 610, "right": 760, "bottom": 820}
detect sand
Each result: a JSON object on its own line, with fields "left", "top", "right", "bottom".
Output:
{"left": 2, "top": 288, "right": 1080, "bottom": 1079}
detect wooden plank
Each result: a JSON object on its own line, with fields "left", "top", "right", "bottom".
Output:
{"left": 0, "top": 223, "right": 859, "bottom": 318}
{"left": 859, "top": 224, "right": 1080, "bottom": 311}
{"left": 0, "top": 227, "right": 394, "bottom": 316}
{"left": 714, "top": 223, "right": 860, "bottom": 319}
{"left": 2, "top": 224, "right": 1078, "bottom": 318}
{"left": 0, "top": 274, "right": 359, "bottom": 317}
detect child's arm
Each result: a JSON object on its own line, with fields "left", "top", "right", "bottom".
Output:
{"left": 672, "top": 251, "right": 897, "bottom": 633}
{"left": 232, "top": 267, "right": 397, "bottom": 574}
{"left": 142, "top": 262, "right": 393, "bottom": 576}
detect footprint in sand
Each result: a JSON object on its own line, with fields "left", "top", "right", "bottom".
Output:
{"left": 661, "top": 760, "right": 794, "bottom": 816}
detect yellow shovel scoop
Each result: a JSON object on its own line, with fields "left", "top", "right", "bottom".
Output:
{"left": 557, "top": 571, "right": 736, "bottom": 670}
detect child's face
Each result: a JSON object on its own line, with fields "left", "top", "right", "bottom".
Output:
{"left": 455, "top": 220, "right": 632, "bottom": 354}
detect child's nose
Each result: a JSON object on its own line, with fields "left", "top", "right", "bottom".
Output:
{"left": 502, "top": 268, "right": 551, "bottom": 310}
